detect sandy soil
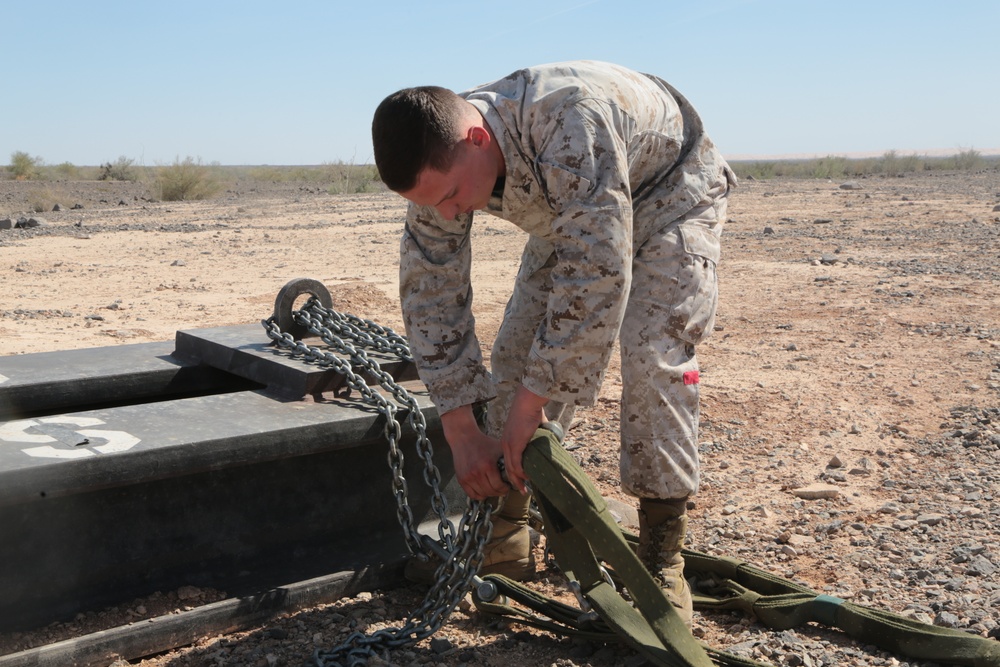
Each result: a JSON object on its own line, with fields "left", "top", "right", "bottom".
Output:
{"left": 1, "top": 170, "right": 998, "bottom": 666}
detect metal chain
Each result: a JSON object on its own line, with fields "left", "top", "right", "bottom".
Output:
{"left": 260, "top": 298, "right": 494, "bottom": 667}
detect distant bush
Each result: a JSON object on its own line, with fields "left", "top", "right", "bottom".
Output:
{"left": 730, "top": 149, "right": 998, "bottom": 181}
{"left": 246, "top": 166, "right": 283, "bottom": 183}
{"left": 243, "top": 163, "right": 384, "bottom": 193}
{"left": 875, "top": 150, "right": 927, "bottom": 177}
{"left": 99, "top": 156, "right": 138, "bottom": 182}
{"left": 8, "top": 151, "right": 43, "bottom": 180}
{"left": 27, "top": 186, "right": 61, "bottom": 212}
{"left": 325, "top": 162, "right": 383, "bottom": 194}
{"left": 951, "top": 148, "right": 984, "bottom": 171}
{"left": 51, "top": 161, "right": 81, "bottom": 180}
{"left": 154, "top": 157, "right": 220, "bottom": 201}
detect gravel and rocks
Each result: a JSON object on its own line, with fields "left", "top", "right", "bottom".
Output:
{"left": 1, "top": 170, "right": 998, "bottom": 666}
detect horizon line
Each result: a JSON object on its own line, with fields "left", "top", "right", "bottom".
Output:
{"left": 726, "top": 146, "right": 1000, "bottom": 161}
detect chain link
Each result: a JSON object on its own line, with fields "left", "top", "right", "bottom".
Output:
{"left": 261, "top": 298, "right": 494, "bottom": 667}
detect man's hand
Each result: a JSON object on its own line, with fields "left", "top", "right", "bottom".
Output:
{"left": 440, "top": 405, "right": 507, "bottom": 500}
{"left": 500, "top": 385, "right": 549, "bottom": 494}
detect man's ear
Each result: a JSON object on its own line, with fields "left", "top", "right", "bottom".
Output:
{"left": 467, "top": 124, "right": 491, "bottom": 149}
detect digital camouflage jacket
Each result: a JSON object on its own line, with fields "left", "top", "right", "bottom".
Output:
{"left": 399, "top": 60, "right": 733, "bottom": 414}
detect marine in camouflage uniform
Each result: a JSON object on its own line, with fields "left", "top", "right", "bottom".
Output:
{"left": 374, "top": 60, "right": 735, "bottom": 625}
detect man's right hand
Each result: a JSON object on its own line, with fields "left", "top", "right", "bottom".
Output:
{"left": 440, "top": 405, "right": 508, "bottom": 500}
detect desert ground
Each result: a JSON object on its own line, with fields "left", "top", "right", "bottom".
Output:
{"left": 1, "top": 169, "right": 999, "bottom": 666}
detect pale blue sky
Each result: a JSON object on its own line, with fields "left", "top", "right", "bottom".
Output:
{"left": 4, "top": 0, "right": 997, "bottom": 166}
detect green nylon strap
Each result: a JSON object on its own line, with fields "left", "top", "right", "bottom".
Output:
{"left": 811, "top": 594, "right": 846, "bottom": 628}
{"left": 683, "top": 550, "right": 1000, "bottom": 666}
{"left": 522, "top": 429, "right": 722, "bottom": 667}
{"left": 475, "top": 573, "right": 615, "bottom": 641}
{"left": 477, "top": 429, "right": 1000, "bottom": 667}
{"left": 477, "top": 575, "right": 771, "bottom": 667}
{"left": 535, "top": 499, "right": 698, "bottom": 667}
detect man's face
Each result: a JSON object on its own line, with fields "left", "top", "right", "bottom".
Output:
{"left": 400, "top": 141, "right": 495, "bottom": 221}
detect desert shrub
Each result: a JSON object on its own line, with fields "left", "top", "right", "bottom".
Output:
{"left": 8, "top": 151, "right": 43, "bottom": 180}
{"left": 25, "top": 185, "right": 71, "bottom": 212}
{"left": 808, "top": 155, "right": 851, "bottom": 179}
{"left": 951, "top": 148, "right": 984, "bottom": 171}
{"left": 154, "top": 157, "right": 220, "bottom": 201}
{"left": 51, "top": 161, "right": 81, "bottom": 180}
{"left": 247, "top": 166, "right": 286, "bottom": 183}
{"left": 326, "top": 162, "right": 384, "bottom": 194}
{"left": 898, "top": 154, "right": 926, "bottom": 173}
{"left": 876, "top": 150, "right": 928, "bottom": 177}
{"left": 27, "top": 187, "right": 57, "bottom": 212}
{"left": 729, "top": 151, "right": 998, "bottom": 181}
{"left": 880, "top": 149, "right": 901, "bottom": 177}
{"left": 240, "top": 163, "right": 384, "bottom": 191}
{"left": 99, "top": 156, "right": 137, "bottom": 182}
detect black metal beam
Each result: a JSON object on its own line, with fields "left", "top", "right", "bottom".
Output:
{"left": 173, "top": 324, "right": 418, "bottom": 399}
{"left": 0, "top": 327, "right": 462, "bottom": 633}
{"left": 0, "top": 341, "right": 255, "bottom": 421}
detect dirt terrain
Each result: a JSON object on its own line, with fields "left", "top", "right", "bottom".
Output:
{"left": 1, "top": 169, "right": 999, "bottom": 666}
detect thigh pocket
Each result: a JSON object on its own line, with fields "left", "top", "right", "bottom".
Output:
{"left": 667, "top": 224, "right": 721, "bottom": 345}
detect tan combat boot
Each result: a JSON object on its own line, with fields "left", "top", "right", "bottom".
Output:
{"left": 478, "top": 488, "right": 534, "bottom": 578}
{"left": 404, "top": 489, "right": 534, "bottom": 584}
{"left": 637, "top": 497, "right": 693, "bottom": 628}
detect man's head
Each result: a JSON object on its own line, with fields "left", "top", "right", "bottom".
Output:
{"left": 372, "top": 86, "right": 464, "bottom": 193}
{"left": 372, "top": 86, "right": 504, "bottom": 221}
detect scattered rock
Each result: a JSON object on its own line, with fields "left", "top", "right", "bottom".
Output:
{"left": 966, "top": 555, "right": 997, "bottom": 577}
{"left": 787, "top": 534, "right": 814, "bottom": 547}
{"left": 15, "top": 216, "right": 47, "bottom": 228}
{"left": 791, "top": 483, "right": 841, "bottom": 500}
{"left": 430, "top": 637, "right": 453, "bottom": 654}
{"left": 935, "top": 611, "right": 961, "bottom": 628}
{"left": 606, "top": 497, "right": 639, "bottom": 529}
{"left": 915, "top": 513, "right": 946, "bottom": 526}
{"left": 840, "top": 181, "right": 863, "bottom": 190}
{"left": 176, "top": 585, "right": 201, "bottom": 601}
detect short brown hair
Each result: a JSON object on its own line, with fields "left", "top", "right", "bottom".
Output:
{"left": 371, "top": 86, "right": 464, "bottom": 192}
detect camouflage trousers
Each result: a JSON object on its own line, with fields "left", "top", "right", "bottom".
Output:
{"left": 487, "top": 178, "right": 729, "bottom": 500}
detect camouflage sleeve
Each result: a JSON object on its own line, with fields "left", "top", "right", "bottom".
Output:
{"left": 399, "top": 203, "right": 496, "bottom": 414}
{"left": 521, "top": 99, "right": 633, "bottom": 406}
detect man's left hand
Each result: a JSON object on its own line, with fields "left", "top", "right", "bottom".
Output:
{"left": 500, "top": 385, "right": 549, "bottom": 493}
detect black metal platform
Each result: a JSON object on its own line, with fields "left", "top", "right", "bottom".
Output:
{"left": 0, "top": 324, "right": 461, "bottom": 632}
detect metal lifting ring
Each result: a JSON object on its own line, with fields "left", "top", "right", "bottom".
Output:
{"left": 272, "top": 277, "right": 334, "bottom": 340}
